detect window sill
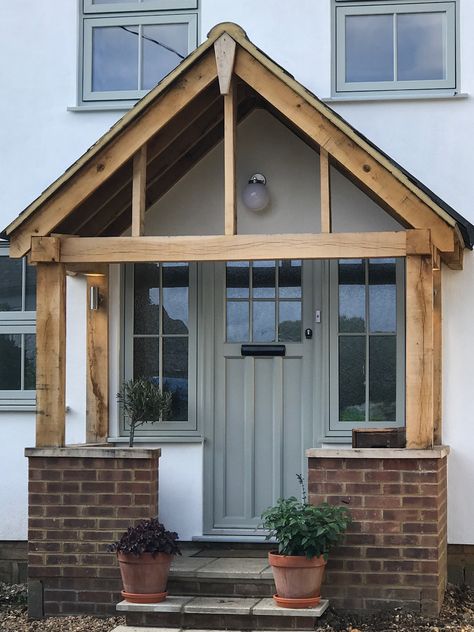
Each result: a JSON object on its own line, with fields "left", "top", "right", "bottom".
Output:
{"left": 0, "top": 405, "right": 36, "bottom": 412}
{"left": 323, "top": 92, "right": 469, "bottom": 104}
{"left": 108, "top": 435, "right": 204, "bottom": 444}
{"left": 68, "top": 103, "right": 136, "bottom": 113}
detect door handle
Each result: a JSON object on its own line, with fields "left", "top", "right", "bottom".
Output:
{"left": 305, "top": 328, "right": 313, "bottom": 339}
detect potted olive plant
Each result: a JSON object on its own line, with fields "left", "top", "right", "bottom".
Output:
{"left": 261, "top": 475, "right": 351, "bottom": 609}
{"left": 108, "top": 517, "right": 181, "bottom": 603}
{"left": 117, "top": 378, "right": 172, "bottom": 447}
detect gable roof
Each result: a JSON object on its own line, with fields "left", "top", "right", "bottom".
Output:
{"left": 2, "top": 22, "right": 472, "bottom": 261}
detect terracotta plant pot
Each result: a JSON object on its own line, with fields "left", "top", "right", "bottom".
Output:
{"left": 268, "top": 551, "right": 327, "bottom": 608}
{"left": 117, "top": 551, "right": 173, "bottom": 604}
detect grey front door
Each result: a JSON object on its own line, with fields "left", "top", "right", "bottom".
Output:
{"left": 206, "top": 260, "right": 319, "bottom": 534}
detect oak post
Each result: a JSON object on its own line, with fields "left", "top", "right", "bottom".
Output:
{"left": 320, "top": 148, "right": 331, "bottom": 233}
{"left": 406, "top": 255, "right": 434, "bottom": 449}
{"left": 86, "top": 268, "right": 109, "bottom": 443}
{"left": 36, "top": 263, "right": 66, "bottom": 447}
{"left": 224, "top": 80, "right": 237, "bottom": 235}
{"left": 433, "top": 267, "right": 442, "bottom": 445}
{"left": 132, "top": 146, "right": 147, "bottom": 237}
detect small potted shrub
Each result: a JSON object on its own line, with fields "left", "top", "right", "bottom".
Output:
{"left": 261, "top": 475, "right": 351, "bottom": 609}
{"left": 117, "top": 378, "right": 172, "bottom": 447}
{"left": 108, "top": 517, "right": 181, "bottom": 604}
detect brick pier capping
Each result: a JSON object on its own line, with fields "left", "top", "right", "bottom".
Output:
{"left": 26, "top": 446, "right": 160, "bottom": 618}
{"left": 307, "top": 446, "right": 449, "bottom": 616}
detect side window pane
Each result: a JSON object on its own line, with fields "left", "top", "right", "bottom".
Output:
{"left": 162, "top": 263, "right": 188, "bottom": 334}
{"left": 397, "top": 12, "right": 445, "bottom": 81}
{"left": 278, "top": 260, "right": 301, "bottom": 299}
{"left": 24, "top": 334, "right": 36, "bottom": 391}
{"left": 278, "top": 301, "right": 301, "bottom": 342}
{"left": 142, "top": 23, "right": 188, "bottom": 90}
{"left": 253, "top": 261, "right": 276, "bottom": 299}
{"left": 339, "top": 260, "right": 365, "bottom": 333}
{"left": 134, "top": 263, "right": 160, "bottom": 335}
{"left": 226, "top": 262, "right": 249, "bottom": 299}
{"left": 25, "top": 264, "right": 36, "bottom": 311}
{"left": 339, "top": 336, "right": 366, "bottom": 421}
{"left": 92, "top": 25, "right": 138, "bottom": 91}
{"left": 345, "top": 14, "right": 394, "bottom": 83}
{"left": 0, "top": 258, "right": 22, "bottom": 312}
{"left": 369, "top": 259, "right": 396, "bottom": 333}
{"left": 133, "top": 337, "right": 159, "bottom": 381}
{"left": 163, "top": 337, "right": 188, "bottom": 421}
{"left": 369, "top": 336, "right": 396, "bottom": 421}
{"left": 253, "top": 301, "right": 276, "bottom": 342}
{"left": 227, "top": 301, "right": 249, "bottom": 342}
{"left": 0, "top": 334, "right": 21, "bottom": 389}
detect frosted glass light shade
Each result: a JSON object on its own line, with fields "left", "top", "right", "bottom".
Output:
{"left": 242, "top": 176, "right": 270, "bottom": 211}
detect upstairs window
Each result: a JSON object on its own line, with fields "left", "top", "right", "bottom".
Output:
{"left": 333, "top": 1, "right": 456, "bottom": 96}
{"left": 0, "top": 246, "right": 36, "bottom": 410}
{"left": 80, "top": 0, "right": 198, "bottom": 105}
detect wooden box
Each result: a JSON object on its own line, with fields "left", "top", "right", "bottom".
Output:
{"left": 352, "top": 427, "right": 406, "bottom": 449}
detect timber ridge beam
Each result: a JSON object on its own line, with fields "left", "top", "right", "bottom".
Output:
{"left": 30, "top": 230, "right": 432, "bottom": 264}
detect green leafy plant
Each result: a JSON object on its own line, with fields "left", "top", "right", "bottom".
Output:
{"left": 117, "top": 378, "right": 172, "bottom": 447}
{"left": 107, "top": 517, "right": 181, "bottom": 557}
{"left": 260, "top": 475, "right": 351, "bottom": 560}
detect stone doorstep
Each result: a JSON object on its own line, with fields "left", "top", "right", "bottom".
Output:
{"left": 116, "top": 596, "right": 329, "bottom": 618}
{"left": 170, "top": 557, "right": 272, "bottom": 580}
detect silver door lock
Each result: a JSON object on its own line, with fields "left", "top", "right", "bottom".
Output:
{"left": 315, "top": 310, "right": 321, "bottom": 323}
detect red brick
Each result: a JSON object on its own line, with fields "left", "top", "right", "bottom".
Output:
{"left": 365, "top": 470, "right": 401, "bottom": 483}
{"left": 63, "top": 469, "right": 97, "bottom": 481}
{"left": 364, "top": 496, "right": 402, "bottom": 509}
{"left": 344, "top": 459, "right": 382, "bottom": 470}
{"left": 327, "top": 469, "right": 364, "bottom": 483}
{"left": 403, "top": 522, "right": 438, "bottom": 535}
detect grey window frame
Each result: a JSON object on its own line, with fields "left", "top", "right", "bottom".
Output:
{"left": 79, "top": 1, "right": 198, "bottom": 105}
{"left": 0, "top": 245, "right": 36, "bottom": 411}
{"left": 123, "top": 262, "right": 198, "bottom": 437}
{"left": 327, "top": 258, "right": 405, "bottom": 436}
{"left": 333, "top": 0, "right": 457, "bottom": 97}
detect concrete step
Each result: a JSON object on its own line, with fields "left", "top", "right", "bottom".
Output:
{"left": 117, "top": 595, "right": 329, "bottom": 630}
{"left": 168, "top": 555, "right": 275, "bottom": 598}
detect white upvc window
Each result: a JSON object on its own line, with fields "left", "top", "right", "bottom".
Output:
{"left": 327, "top": 258, "right": 405, "bottom": 435}
{"left": 0, "top": 246, "right": 36, "bottom": 411}
{"left": 333, "top": 0, "right": 457, "bottom": 96}
{"left": 79, "top": 0, "right": 198, "bottom": 105}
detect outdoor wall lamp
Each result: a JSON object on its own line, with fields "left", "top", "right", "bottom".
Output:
{"left": 89, "top": 285, "right": 101, "bottom": 311}
{"left": 242, "top": 173, "right": 270, "bottom": 211}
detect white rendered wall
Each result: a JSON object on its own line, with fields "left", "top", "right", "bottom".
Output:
{"left": 0, "top": 0, "right": 473, "bottom": 543}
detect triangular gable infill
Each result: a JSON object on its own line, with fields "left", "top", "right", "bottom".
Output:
{"left": 3, "top": 22, "right": 472, "bottom": 265}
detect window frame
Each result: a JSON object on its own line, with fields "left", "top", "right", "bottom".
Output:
{"left": 0, "top": 245, "right": 36, "bottom": 411}
{"left": 122, "top": 262, "right": 198, "bottom": 437}
{"left": 78, "top": 1, "right": 198, "bottom": 106}
{"left": 332, "top": 0, "right": 457, "bottom": 97}
{"left": 326, "top": 258, "right": 405, "bottom": 436}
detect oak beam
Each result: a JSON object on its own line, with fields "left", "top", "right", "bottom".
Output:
{"left": 132, "top": 147, "right": 147, "bottom": 237}
{"left": 433, "top": 267, "right": 442, "bottom": 445}
{"left": 320, "top": 148, "right": 331, "bottom": 233}
{"left": 86, "top": 270, "right": 109, "bottom": 443}
{"left": 30, "top": 230, "right": 431, "bottom": 264}
{"left": 406, "top": 255, "right": 434, "bottom": 449}
{"left": 9, "top": 51, "right": 217, "bottom": 258}
{"left": 214, "top": 33, "right": 236, "bottom": 95}
{"left": 36, "top": 263, "right": 66, "bottom": 448}
{"left": 224, "top": 80, "right": 237, "bottom": 235}
{"left": 234, "top": 47, "right": 455, "bottom": 255}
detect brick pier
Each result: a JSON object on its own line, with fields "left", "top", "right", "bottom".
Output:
{"left": 307, "top": 447, "right": 448, "bottom": 616}
{"left": 26, "top": 447, "right": 160, "bottom": 617}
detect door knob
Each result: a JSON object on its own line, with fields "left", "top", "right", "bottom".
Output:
{"left": 305, "top": 328, "right": 313, "bottom": 339}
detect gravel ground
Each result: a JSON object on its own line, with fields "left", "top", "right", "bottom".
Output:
{"left": 0, "top": 583, "right": 473, "bottom": 631}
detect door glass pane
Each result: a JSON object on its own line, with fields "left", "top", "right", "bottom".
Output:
{"left": 134, "top": 263, "right": 160, "bottom": 334}
{"left": 369, "top": 336, "right": 396, "bottom": 421}
{"left": 227, "top": 301, "right": 249, "bottom": 342}
{"left": 142, "top": 23, "right": 188, "bottom": 90}
{"left": 162, "top": 263, "right": 188, "bottom": 334}
{"left": 0, "top": 334, "right": 21, "bottom": 389}
{"left": 226, "top": 262, "right": 249, "bottom": 299}
{"left": 133, "top": 337, "right": 159, "bottom": 382}
{"left": 163, "top": 337, "right": 188, "bottom": 421}
{"left": 397, "top": 12, "right": 445, "bottom": 81}
{"left": 278, "top": 301, "right": 301, "bottom": 342}
{"left": 339, "top": 336, "right": 366, "bottom": 421}
{"left": 339, "top": 260, "right": 365, "bottom": 333}
{"left": 278, "top": 260, "right": 301, "bottom": 298}
{"left": 369, "top": 259, "right": 396, "bottom": 333}
{"left": 24, "top": 334, "right": 36, "bottom": 391}
{"left": 253, "top": 301, "right": 275, "bottom": 342}
{"left": 252, "top": 261, "right": 276, "bottom": 299}
{"left": 0, "top": 258, "right": 22, "bottom": 312}
{"left": 25, "top": 264, "right": 36, "bottom": 311}
{"left": 92, "top": 25, "right": 138, "bottom": 91}
{"left": 345, "top": 14, "right": 394, "bottom": 83}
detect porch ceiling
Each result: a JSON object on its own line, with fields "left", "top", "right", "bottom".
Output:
{"left": 2, "top": 23, "right": 472, "bottom": 267}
